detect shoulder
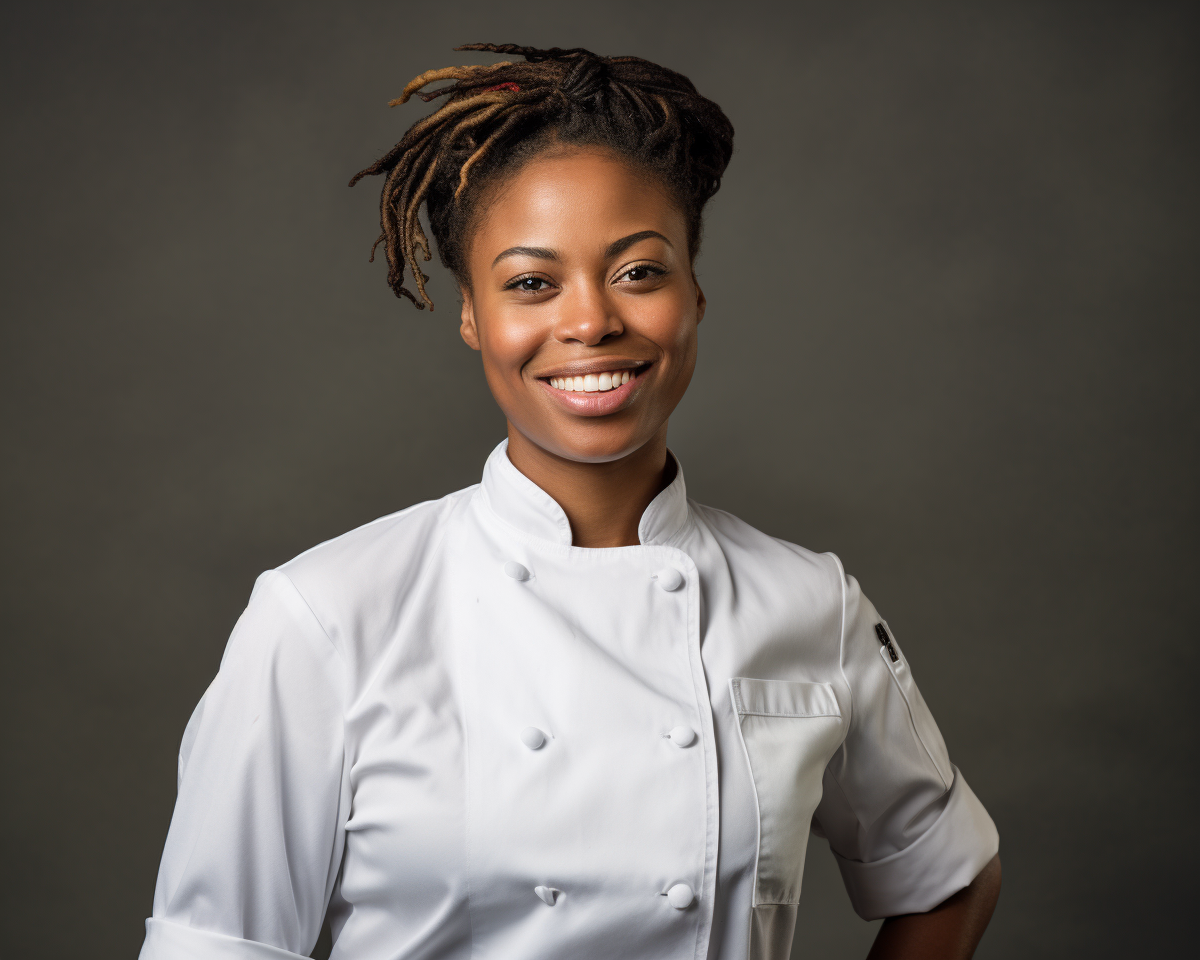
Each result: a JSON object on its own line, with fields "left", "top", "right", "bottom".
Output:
{"left": 688, "top": 499, "right": 845, "bottom": 601}
{"left": 269, "top": 484, "right": 478, "bottom": 651}
{"left": 281, "top": 485, "right": 475, "bottom": 584}
{"left": 689, "top": 499, "right": 842, "bottom": 577}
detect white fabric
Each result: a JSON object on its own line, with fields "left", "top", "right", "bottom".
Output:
{"left": 141, "top": 440, "right": 998, "bottom": 960}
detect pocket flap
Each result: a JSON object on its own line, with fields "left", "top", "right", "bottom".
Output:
{"left": 730, "top": 678, "right": 840, "bottom": 719}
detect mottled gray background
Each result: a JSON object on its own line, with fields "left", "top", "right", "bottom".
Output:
{"left": 2, "top": 1, "right": 1196, "bottom": 957}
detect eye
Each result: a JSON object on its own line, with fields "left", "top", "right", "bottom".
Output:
{"left": 504, "top": 273, "right": 555, "bottom": 294}
{"left": 614, "top": 263, "right": 666, "bottom": 285}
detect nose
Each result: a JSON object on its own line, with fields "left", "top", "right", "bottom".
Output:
{"left": 552, "top": 285, "right": 623, "bottom": 346}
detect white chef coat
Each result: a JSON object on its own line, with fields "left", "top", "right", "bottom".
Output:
{"left": 140, "top": 439, "right": 998, "bottom": 960}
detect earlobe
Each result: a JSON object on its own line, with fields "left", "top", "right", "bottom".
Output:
{"left": 694, "top": 278, "right": 707, "bottom": 325}
{"left": 459, "top": 292, "right": 481, "bottom": 351}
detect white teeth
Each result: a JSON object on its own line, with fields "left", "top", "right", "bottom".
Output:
{"left": 548, "top": 368, "right": 640, "bottom": 393}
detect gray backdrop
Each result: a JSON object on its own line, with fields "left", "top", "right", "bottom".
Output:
{"left": 3, "top": 2, "right": 1196, "bottom": 957}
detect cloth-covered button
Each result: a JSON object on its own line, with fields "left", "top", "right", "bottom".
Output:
{"left": 654, "top": 567, "right": 684, "bottom": 591}
{"left": 666, "top": 883, "right": 695, "bottom": 909}
{"left": 504, "top": 561, "right": 531, "bottom": 581}
{"left": 520, "top": 727, "right": 547, "bottom": 750}
{"left": 667, "top": 726, "right": 696, "bottom": 747}
{"left": 534, "top": 885, "right": 560, "bottom": 905}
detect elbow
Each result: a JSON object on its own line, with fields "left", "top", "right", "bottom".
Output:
{"left": 977, "top": 852, "right": 1002, "bottom": 905}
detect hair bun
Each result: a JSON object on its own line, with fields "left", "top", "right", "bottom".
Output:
{"left": 355, "top": 42, "right": 734, "bottom": 310}
{"left": 558, "top": 53, "right": 607, "bottom": 104}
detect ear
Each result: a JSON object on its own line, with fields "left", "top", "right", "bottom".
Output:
{"left": 459, "top": 288, "right": 481, "bottom": 351}
{"left": 693, "top": 274, "right": 707, "bottom": 325}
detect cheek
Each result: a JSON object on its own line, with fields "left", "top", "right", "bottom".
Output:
{"left": 643, "top": 294, "right": 700, "bottom": 378}
{"left": 478, "top": 309, "right": 541, "bottom": 387}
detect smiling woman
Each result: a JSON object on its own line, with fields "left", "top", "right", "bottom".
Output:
{"left": 139, "top": 44, "right": 1000, "bottom": 960}
{"left": 459, "top": 149, "right": 706, "bottom": 542}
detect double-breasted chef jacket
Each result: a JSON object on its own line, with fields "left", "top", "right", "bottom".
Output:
{"left": 141, "top": 440, "right": 998, "bottom": 960}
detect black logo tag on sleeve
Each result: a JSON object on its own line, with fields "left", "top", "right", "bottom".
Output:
{"left": 874, "top": 623, "right": 900, "bottom": 662}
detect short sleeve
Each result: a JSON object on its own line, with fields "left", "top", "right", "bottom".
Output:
{"left": 140, "top": 570, "right": 348, "bottom": 959}
{"left": 811, "top": 566, "right": 999, "bottom": 920}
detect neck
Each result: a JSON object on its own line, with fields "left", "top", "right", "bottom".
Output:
{"left": 505, "top": 425, "right": 674, "bottom": 548}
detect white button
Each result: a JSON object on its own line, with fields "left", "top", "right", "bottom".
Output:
{"left": 667, "top": 726, "right": 696, "bottom": 747}
{"left": 534, "top": 885, "right": 560, "bottom": 905}
{"left": 504, "top": 561, "right": 531, "bottom": 581}
{"left": 666, "top": 883, "right": 694, "bottom": 909}
{"left": 654, "top": 567, "right": 684, "bottom": 591}
{"left": 520, "top": 727, "right": 547, "bottom": 750}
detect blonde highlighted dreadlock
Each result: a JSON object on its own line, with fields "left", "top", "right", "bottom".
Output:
{"left": 349, "top": 44, "right": 735, "bottom": 310}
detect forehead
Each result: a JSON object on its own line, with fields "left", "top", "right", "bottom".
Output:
{"left": 470, "top": 148, "right": 685, "bottom": 257}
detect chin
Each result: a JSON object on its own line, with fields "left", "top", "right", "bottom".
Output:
{"left": 552, "top": 438, "right": 649, "bottom": 465}
{"left": 535, "top": 424, "right": 657, "bottom": 466}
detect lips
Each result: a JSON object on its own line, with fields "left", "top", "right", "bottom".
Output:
{"left": 535, "top": 362, "right": 648, "bottom": 416}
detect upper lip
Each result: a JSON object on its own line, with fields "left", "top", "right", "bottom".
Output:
{"left": 533, "top": 358, "right": 651, "bottom": 379}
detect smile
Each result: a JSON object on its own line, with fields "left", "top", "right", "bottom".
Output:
{"left": 546, "top": 369, "right": 639, "bottom": 393}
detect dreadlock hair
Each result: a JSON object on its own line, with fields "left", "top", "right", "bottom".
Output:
{"left": 349, "top": 43, "right": 735, "bottom": 310}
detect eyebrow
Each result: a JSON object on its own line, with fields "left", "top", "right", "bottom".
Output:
{"left": 491, "top": 246, "right": 558, "bottom": 267}
{"left": 605, "top": 230, "right": 672, "bottom": 260}
{"left": 491, "top": 230, "right": 672, "bottom": 268}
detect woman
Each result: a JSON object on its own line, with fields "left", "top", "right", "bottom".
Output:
{"left": 140, "top": 44, "right": 1000, "bottom": 960}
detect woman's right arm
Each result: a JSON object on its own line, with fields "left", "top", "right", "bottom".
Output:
{"left": 140, "top": 570, "right": 348, "bottom": 960}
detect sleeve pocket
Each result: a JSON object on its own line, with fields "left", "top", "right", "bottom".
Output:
{"left": 876, "top": 623, "right": 953, "bottom": 790}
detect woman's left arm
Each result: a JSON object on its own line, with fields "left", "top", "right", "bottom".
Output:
{"left": 867, "top": 853, "right": 1001, "bottom": 960}
{"left": 810, "top": 569, "right": 1000, "bottom": 934}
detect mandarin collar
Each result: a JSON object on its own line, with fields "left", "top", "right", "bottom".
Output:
{"left": 479, "top": 439, "right": 691, "bottom": 548}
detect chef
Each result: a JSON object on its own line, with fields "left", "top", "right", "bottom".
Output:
{"left": 140, "top": 43, "right": 1000, "bottom": 960}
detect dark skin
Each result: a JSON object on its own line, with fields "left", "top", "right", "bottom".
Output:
{"left": 458, "top": 146, "right": 1001, "bottom": 956}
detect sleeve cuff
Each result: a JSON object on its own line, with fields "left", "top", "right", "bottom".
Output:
{"left": 832, "top": 765, "right": 999, "bottom": 920}
{"left": 140, "top": 918, "right": 312, "bottom": 960}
